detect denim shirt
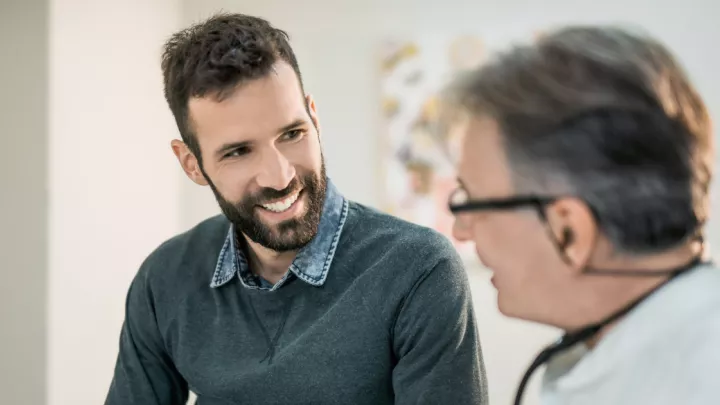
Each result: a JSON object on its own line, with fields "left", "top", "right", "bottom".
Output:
{"left": 210, "top": 179, "right": 349, "bottom": 291}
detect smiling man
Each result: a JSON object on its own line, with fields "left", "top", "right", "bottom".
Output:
{"left": 104, "top": 12, "right": 487, "bottom": 405}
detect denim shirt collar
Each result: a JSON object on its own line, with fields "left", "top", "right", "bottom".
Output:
{"left": 210, "top": 178, "right": 349, "bottom": 290}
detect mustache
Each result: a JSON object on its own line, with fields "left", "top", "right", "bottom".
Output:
{"left": 247, "top": 178, "right": 303, "bottom": 206}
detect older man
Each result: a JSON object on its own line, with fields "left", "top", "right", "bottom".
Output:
{"left": 446, "top": 26, "right": 720, "bottom": 405}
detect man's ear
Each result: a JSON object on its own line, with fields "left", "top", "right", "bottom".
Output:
{"left": 170, "top": 139, "right": 208, "bottom": 186}
{"left": 306, "top": 94, "right": 321, "bottom": 136}
{"left": 545, "top": 197, "right": 597, "bottom": 272}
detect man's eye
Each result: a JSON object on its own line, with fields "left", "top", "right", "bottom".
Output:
{"left": 224, "top": 147, "right": 250, "bottom": 158}
{"left": 282, "top": 129, "right": 304, "bottom": 141}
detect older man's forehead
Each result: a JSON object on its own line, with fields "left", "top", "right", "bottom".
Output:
{"left": 459, "top": 116, "right": 500, "bottom": 163}
{"left": 458, "top": 115, "right": 512, "bottom": 194}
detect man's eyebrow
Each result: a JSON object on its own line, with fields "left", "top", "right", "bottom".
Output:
{"left": 213, "top": 118, "right": 308, "bottom": 158}
{"left": 276, "top": 118, "right": 307, "bottom": 134}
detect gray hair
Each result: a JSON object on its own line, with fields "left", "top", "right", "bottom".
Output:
{"left": 447, "top": 25, "right": 713, "bottom": 254}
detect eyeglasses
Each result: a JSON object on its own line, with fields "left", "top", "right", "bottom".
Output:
{"left": 448, "top": 186, "right": 557, "bottom": 217}
{"left": 448, "top": 186, "right": 576, "bottom": 267}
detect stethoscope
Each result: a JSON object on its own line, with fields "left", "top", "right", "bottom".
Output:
{"left": 512, "top": 255, "right": 709, "bottom": 405}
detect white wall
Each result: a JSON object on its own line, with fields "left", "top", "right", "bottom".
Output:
{"left": 47, "top": 1, "right": 181, "bottom": 404}
{"left": 180, "top": 1, "right": 720, "bottom": 404}
{"left": 0, "top": 1, "right": 48, "bottom": 404}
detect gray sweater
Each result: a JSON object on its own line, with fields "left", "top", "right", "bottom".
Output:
{"left": 105, "top": 201, "right": 488, "bottom": 405}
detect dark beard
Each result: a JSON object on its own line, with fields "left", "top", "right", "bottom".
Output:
{"left": 204, "top": 162, "right": 327, "bottom": 252}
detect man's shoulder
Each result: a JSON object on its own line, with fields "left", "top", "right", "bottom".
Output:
{"left": 345, "top": 201, "right": 458, "bottom": 261}
{"left": 582, "top": 266, "right": 720, "bottom": 400}
{"left": 136, "top": 214, "right": 230, "bottom": 289}
{"left": 337, "top": 201, "right": 464, "bottom": 289}
{"left": 336, "top": 201, "right": 472, "bottom": 329}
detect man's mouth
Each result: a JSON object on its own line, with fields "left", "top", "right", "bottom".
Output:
{"left": 259, "top": 190, "right": 302, "bottom": 213}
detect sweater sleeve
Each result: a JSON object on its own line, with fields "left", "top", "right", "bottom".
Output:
{"left": 104, "top": 268, "right": 188, "bottom": 405}
{"left": 391, "top": 255, "right": 489, "bottom": 405}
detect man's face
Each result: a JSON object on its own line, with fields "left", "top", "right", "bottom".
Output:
{"left": 176, "top": 61, "right": 326, "bottom": 252}
{"left": 452, "top": 116, "right": 576, "bottom": 326}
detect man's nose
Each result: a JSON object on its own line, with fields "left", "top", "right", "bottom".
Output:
{"left": 452, "top": 217, "right": 472, "bottom": 242}
{"left": 256, "top": 148, "right": 296, "bottom": 191}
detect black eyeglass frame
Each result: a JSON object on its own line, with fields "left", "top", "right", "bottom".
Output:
{"left": 446, "top": 188, "right": 586, "bottom": 267}
{"left": 448, "top": 194, "right": 559, "bottom": 218}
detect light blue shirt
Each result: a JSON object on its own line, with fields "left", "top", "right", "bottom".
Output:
{"left": 210, "top": 178, "right": 349, "bottom": 291}
{"left": 542, "top": 263, "right": 720, "bottom": 405}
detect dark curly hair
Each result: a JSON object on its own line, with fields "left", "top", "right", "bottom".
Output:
{"left": 161, "top": 12, "right": 305, "bottom": 159}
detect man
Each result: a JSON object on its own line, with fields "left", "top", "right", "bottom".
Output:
{"left": 446, "top": 26, "right": 720, "bottom": 405}
{"left": 104, "top": 12, "right": 487, "bottom": 405}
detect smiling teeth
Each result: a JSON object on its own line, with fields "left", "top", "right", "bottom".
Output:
{"left": 262, "top": 192, "right": 300, "bottom": 213}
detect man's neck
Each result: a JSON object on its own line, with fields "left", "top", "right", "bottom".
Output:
{"left": 582, "top": 241, "right": 702, "bottom": 349}
{"left": 243, "top": 236, "right": 299, "bottom": 285}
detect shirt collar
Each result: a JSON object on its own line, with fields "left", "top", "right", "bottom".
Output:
{"left": 210, "top": 178, "right": 349, "bottom": 289}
